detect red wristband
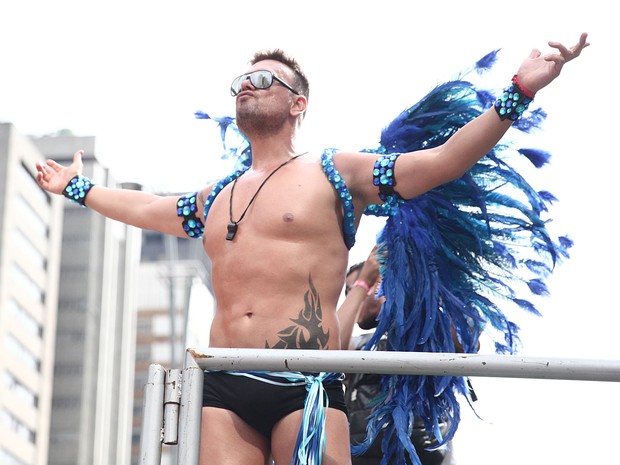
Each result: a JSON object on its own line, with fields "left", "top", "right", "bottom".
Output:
{"left": 512, "top": 74, "right": 536, "bottom": 99}
{"left": 353, "top": 279, "right": 371, "bottom": 293}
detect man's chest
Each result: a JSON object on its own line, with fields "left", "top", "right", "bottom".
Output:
{"left": 202, "top": 168, "right": 343, "bottom": 248}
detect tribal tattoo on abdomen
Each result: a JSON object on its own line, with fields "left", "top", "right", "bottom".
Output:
{"left": 266, "top": 275, "right": 330, "bottom": 350}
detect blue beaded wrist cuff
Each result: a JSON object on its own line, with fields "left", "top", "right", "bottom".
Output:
{"left": 373, "top": 153, "right": 403, "bottom": 202}
{"left": 494, "top": 75, "right": 535, "bottom": 121}
{"left": 177, "top": 192, "right": 204, "bottom": 238}
{"left": 63, "top": 175, "right": 95, "bottom": 207}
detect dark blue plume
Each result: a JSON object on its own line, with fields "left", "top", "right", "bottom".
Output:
{"left": 475, "top": 49, "right": 500, "bottom": 73}
{"left": 518, "top": 148, "right": 552, "bottom": 168}
{"left": 355, "top": 52, "right": 573, "bottom": 465}
{"left": 194, "top": 110, "right": 252, "bottom": 169}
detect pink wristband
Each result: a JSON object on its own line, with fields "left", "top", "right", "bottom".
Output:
{"left": 353, "top": 279, "right": 371, "bottom": 292}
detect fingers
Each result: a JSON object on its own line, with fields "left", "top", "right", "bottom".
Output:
{"left": 574, "top": 31, "right": 590, "bottom": 50}
{"left": 529, "top": 48, "right": 541, "bottom": 59}
{"left": 568, "top": 32, "right": 590, "bottom": 59}
{"left": 46, "top": 159, "right": 64, "bottom": 171}
{"left": 72, "top": 149, "right": 84, "bottom": 165}
{"left": 36, "top": 161, "right": 49, "bottom": 177}
{"left": 548, "top": 32, "right": 590, "bottom": 63}
{"left": 34, "top": 149, "right": 85, "bottom": 192}
{"left": 35, "top": 163, "right": 49, "bottom": 187}
{"left": 544, "top": 53, "right": 566, "bottom": 65}
{"left": 42, "top": 149, "right": 83, "bottom": 175}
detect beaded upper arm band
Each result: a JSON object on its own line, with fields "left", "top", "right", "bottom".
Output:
{"left": 177, "top": 192, "right": 205, "bottom": 238}
{"left": 373, "top": 153, "right": 403, "bottom": 203}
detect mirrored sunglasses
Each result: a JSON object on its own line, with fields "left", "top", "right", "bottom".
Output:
{"left": 230, "top": 70, "right": 300, "bottom": 96}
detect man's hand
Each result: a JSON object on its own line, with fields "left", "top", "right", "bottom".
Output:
{"left": 36, "top": 150, "right": 84, "bottom": 195}
{"left": 517, "top": 32, "right": 589, "bottom": 93}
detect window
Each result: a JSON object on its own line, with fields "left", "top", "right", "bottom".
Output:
{"left": 11, "top": 263, "right": 44, "bottom": 304}
{"left": 7, "top": 299, "right": 42, "bottom": 338}
{"left": 15, "top": 194, "right": 48, "bottom": 239}
{"left": 0, "top": 446, "right": 27, "bottom": 465}
{"left": 2, "top": 370, "right": 38, "bottom": 408}
{"left": 4, "top": 334, "right": 40, "bottom": 372}
{"left": 19, "top": 162, "right": 48, "bottom": 206}
{"left": 0, "top": 408, "right": 36, "bottom": 443}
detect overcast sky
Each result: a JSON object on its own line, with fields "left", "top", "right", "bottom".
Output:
{"left": 1, "top": 1, "right": 617, "bottom": 463}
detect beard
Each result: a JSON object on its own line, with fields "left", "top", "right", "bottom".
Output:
{"left": 236, "top": 99, "right": 289, "bottom": 138}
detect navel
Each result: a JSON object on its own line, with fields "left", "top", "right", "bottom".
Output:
{"left": 282, "top": 212, "right": 295, "bottom": 223}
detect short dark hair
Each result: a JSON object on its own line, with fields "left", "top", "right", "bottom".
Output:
{"left": 346, "top": 262, "right": 364, "bottom": 278}
{"left": 345, "top": 261, "right": 364, "bottom": 296}
{"left": 250, "top": 48, "right": 310, "bottom": 101}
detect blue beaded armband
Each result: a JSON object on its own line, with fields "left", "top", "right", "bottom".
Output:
{"left": 177, "top": 192, "right": 204, "bottom": 238}
{"left": 63, "top": 175, "right": 95, "bottom": 207}
{"left": 494, "top": 75, "right": 535, "bottom": 121}
{"left": 373, "top": 153, "right": 403, "bottom": 202}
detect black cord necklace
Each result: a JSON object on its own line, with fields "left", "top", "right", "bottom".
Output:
{"left": 226, "top": 152, "right": 307, "bottom": 241}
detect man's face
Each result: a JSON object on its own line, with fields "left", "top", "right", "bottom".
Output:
{"left": 234, "top": 60, "right": 298, "bottom": 137}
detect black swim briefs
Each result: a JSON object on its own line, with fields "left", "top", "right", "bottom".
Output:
{"left": 202, "top": 371, "right": 348, "bottom": 438}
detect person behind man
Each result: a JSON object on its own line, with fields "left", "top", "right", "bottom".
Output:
{"left": 35, "top": 34, "right": 589, "bottom": 465}
{"left": 340, "top": 247, "right": 455, "bottom": 465}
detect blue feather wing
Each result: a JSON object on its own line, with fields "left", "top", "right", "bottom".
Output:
{"left": 357, "top": 52, "right": 572, "bottom": 464}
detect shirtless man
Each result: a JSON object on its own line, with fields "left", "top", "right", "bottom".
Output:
{"left": 35, "top": 33, "right": 589, "bottom": 465}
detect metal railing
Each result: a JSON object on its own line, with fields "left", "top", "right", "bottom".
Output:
{"left": 139, "top": 348, "right": 620, "bottom": 464}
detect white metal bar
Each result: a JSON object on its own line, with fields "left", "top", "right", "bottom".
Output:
{"left": 163, "top": 369, "right": 182, "bottom": 445}
{"left": 140, "top": 364, "right": 166, "bottom": 465}
{"left": 176, "top": 355, "right": 204, "bottom": 465}
{"left": 187, "top": 348, "right": 620, "bottom": 382}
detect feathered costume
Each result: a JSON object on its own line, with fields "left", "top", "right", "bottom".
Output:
{"left": 196, "top": 50, "right": 571, "bottom": 465}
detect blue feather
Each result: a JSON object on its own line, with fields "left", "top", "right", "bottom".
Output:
{"left": 527, "top": 278, "right": 550, "bottom": 296}
{"left": 514, "top": 107, "right": 547, "bottom": 132}
{"left": 475, "top": 49, "right": 500, "bottom": 72}
{"left": 518, "top": 148, "right": 552, "bottom": 168}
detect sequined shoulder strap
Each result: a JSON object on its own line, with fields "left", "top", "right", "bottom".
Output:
{"left": 202, "top": 167, "right": 248, "bottom": 222}
{"left": 320, "top": 149, "right": 356, "bottom": 249}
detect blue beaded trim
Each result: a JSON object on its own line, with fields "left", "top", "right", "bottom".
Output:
{"left": 63, "top": 175, "right": 94, "bottom": 207}
{"left": 201, "top": 153, "right": 356, "bottom": 249}
{"left": 202, "top": 167, "right": 248, "bottom": 222}
{"left": 494, "top": 77, "right": 534, "bottom": 121}
{"left": 177, "top": 192, "right": 205, "bottom": 238}
{"left": 321, "top": 149, "right": 356, "bottom": 249}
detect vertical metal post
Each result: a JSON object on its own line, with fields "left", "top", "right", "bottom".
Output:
{"left": 176, "top": 354, "right": 204, "bottom": 465}
{"left": 140, "top": 364, "right": 166, "bottom": 465}
{"left": 163, "top": 369, "right": 182, "bottom": 445}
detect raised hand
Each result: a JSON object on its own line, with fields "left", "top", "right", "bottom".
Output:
{"left": 36, "top": 150, "right": 84, "bottom": 195}
{"left": 358, "top": 244, "right": 381, "bottom": 291}
{"left": 518, "top": 32, "right": 589, "bottom": 93}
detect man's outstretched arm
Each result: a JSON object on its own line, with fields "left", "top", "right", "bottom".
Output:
{"left": 337, "top": 32, "right": 590, "bottom": 207}
{"left": 399, "top": 32, "right": 590, "bottom": 198}
{"left": 36, "top": 149, "right": 207, "bottom": 238}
